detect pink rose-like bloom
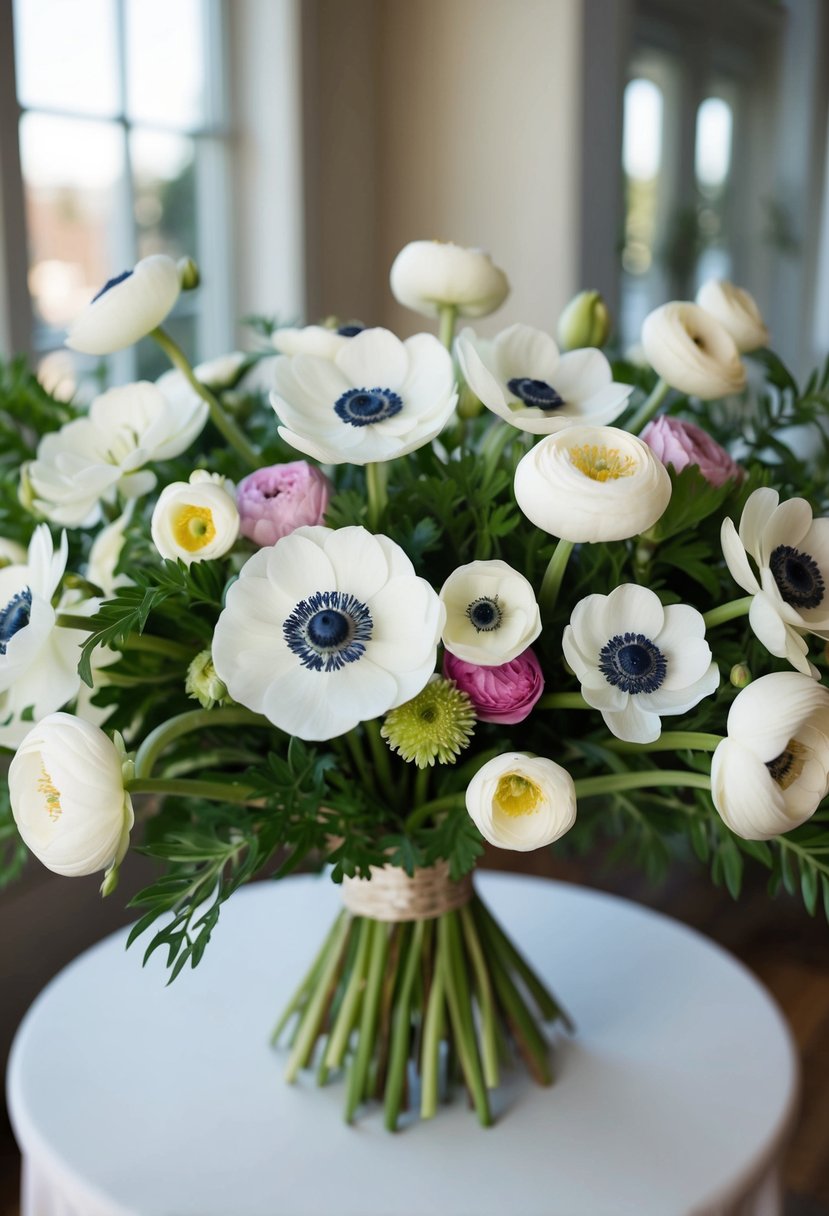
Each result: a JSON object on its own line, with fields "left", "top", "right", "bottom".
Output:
{"left": 444, "top": 648, "right": 544, "bottom": 725}
{"left": 641, "top": 414, "right": 741, "bottom": 488}
{"left": 236, "top": 461, "right": 331, "bottom": 547}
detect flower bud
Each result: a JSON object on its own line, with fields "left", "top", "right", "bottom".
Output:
{"left": 557, "top": 290, "right": 611, "bottom": 351}
{"left": 641, "top": 415, "right": 742, "bottom": 487}
{"left": 178, "top": 256, "right": 201, "bottom": 291}
{"left": 444, "top": 648, "right": 544, "bottom": 725}
{"left": 389, "top": 240, "right": 509, "bottom": 320}
{"left": 236, "top": 461, "right": 331, "bottom": 548}
{"left": 66, "top": 254, "right": 181, "bottom": 355}
{"left": 729, "top": 663, "right": 752, "bottom": 689}
{"left": 186, "top": 649, "right": 229, "bottom": 709}
{"left": 456, "top": 380, "right": 484, "bottom": 420}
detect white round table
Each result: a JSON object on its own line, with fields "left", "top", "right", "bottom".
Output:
{"left": 7, "top": 873, "right": 798, "bottom": 1216}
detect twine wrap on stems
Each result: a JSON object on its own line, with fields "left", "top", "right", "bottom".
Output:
{"left": 341, "top": 860, "right": 473, "bottom": 922}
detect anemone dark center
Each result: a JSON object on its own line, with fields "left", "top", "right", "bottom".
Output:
{"left": 769, "top": 545, "right": 825, "bottom": 610}
{"left": 0, "top": 587, "right": 32, "bottom": 656}
{"left": 766, "top": 738, "right": 807, "bottom": 790}
{"left": 507, "top": 377, "right": 565, "bottom": 411}
{"left": 284, "top": 590, "right": 373, "bottom": 672}
{"left": 466, "top": 596, "right": 502, "bottom": 632}
{"left": 337, "top": 324, "right": 365, "bottom": 337}
{"left": 334, "top": 387, "right": 403, "bottom": 427}
{"left": 598, "top": 632, "right": 667, "bottom": 695}
{"left": 92, "top": 269, "right": 133, "bottom": 302}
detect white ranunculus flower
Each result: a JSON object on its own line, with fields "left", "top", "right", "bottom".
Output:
{"left": 212, "top": 525, "right": 445, "bottom": 741}
{"left": 390, "top": 241, "right": 509, "bottom": 320}
{"left": 514, "top": 424, "right": 672, "bottom": 542}
{"left": 721, "top": 488, "right": 829, "bottom": 677}
{"left": 563, "top": 583, "right": 719, "bottom": 744}
{"left": 696, "top": 280, "right": 769, "bottom": 353}
{"left": 641, "top": 302, "right": 746, "bottom": 399}
{"left": 65, "top": 254, "right": 181, "bottom": 355}
{"left": 440, "top": 560, "right": 541, "bottom": 667}
{"left": 272, "top": 328, "right": 457, "bottom": 465}
{"left": 28, "top": 381, "right": 208, "bottom": 528}
{"left": 0, "top": 526, "right": 93, "bottom": 748}
{"left": 456, "top": 324, "right": 632, "bottom": 436}
{"left": 711, "top": 672, "right": 829, "bottom": 840}
{"left": 465, "top": 752, "right": 576, "bottom": 851}
{"left": 272, "top": 325, "right": 354, "bottom": 359}
{"left": 9, "top": 713, "right": 134, "bottom": 877}
{"left": 151, "top": 471, "right": 240, "bottom": 565}
{"left": 0, "top": 538, "right": 27, "bottom": 569}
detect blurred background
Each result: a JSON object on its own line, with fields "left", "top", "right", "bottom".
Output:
{"left": 1, "top": 0, "right": 828, "bottom": 1212}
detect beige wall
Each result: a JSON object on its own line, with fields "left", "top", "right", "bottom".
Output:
{"left": 304, "top": 0, "right": 585, "bottom": 336}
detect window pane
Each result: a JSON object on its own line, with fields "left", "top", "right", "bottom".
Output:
{"left": 19, "top": 113, "right": 125, "bottom": 337}
{"left": 13, "top": 0, "right": 119, "bottom": 116}
{"left": 695, "top": 98, "right": 733, "bottom": 196}
{"left": 125, "top": 0, "right": 208, "bottom": 128}
{"left": 622, "top": 78, "right": 664, "bottom": 276}
{"left": 131, "top": 130, "right": 197, "bottom": 260}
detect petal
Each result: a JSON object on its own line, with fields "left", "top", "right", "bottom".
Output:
{"left": 335, "top": 328, "right": 408, "bottom": 388}
{"left": 661, "top": 636, "right": 715, "bottom": 690}
{"left": 492, "top": 324, "right": 559, "bottom": 382}
{"left": 738, "top": 488, "right": 779, "bottom": 559}
{"left": 749, "top": 593, "right": 812, "bottom": 673}
{"left": 324, "top": 527, "right": 390, "bottom": 601}
{"left": 711, "top": 739, "right": 788, "bottom": 840}
{"left": 604, "top": 583, "right": 665, "bottom": 640}
{"left": 263, "top": 659, "right": 397, "bottom": 740}
{"left": 721, "top": 517, "right": 760, "bottom": 594}
{"left": 456, "top": 335, "right": 511, "bottom": 412}
{"left": 759, "top": 497, "right": 813, "bottom": 566}
{"left": 399, "top": 334, "right": 455, "bottom": 412}
{"left": 645, "top": 662, "right": 720, "bottom": 713}
{"left": 551, "top": 348, "right": 612, "bottom": 400}
{"left": 656, "top": 603, "right": 707, "bottom": 649}
{"left": 265, "top": 531, "right": 336, "bottom": 596}
{"left": 603, "top": 698, "right": 661, "bottom": 744}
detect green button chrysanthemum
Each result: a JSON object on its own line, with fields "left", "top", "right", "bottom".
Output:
{"left": 381, "top": 677, "right": 476, "bottom": 769}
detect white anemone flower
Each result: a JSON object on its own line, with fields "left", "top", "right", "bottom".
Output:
{"left": 721, "top": 488, "right": 829, "bottom": 676}
{"left": 563, "top": 584, "right": 719, "bottom": 744}
{"left": 389, "top": 241, "right": 509, "bottom": 320}
{"left": 641, "top": 302, "right": 746, "bottom": 399}
{"left": 711, "top": 672, "right": 829, "bottom": 839}
{"left": 151, "top": 472, "right": 240, "bottom": 565}
{"left": 514, "top": 424, "right": 672, "bottom": 542}
{"left": 271, "top": 328, "right": 457, "bottom": 465}
{"left": 456, "top": 324, "right": 632, "bottom": 436}
{"left": 696, "top": 280, "right": 769, "bottom": 353}
{"left": 65, "top": 254, "right": 181, "bottom": 355}
{"left": 0, "top": 526, "right": 93, "bottom": 748}
{"left": 440, "top": 560, "right": 541, "bottom": 667}
{"left": 9, "top": 713, "right": 134, "bottom": 877}
{"left": 465, "top": 752, "right": 577, "bottom": 851}
{"left": 212, "top": 525, "right": 445, "bottom": 741}
{"left": 28, "top": 381, "right": 208, "bottom": 527}
{"left": 272, "top": 325, "right": 360, "bottom": 359}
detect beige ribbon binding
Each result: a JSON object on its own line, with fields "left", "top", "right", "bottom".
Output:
{"left": 340, "top": 859, "right": 473, "bottom": 922}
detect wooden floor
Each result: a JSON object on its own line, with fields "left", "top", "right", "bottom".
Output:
{"left": 2, "top": 846, "right": 828, "bottom": 1215}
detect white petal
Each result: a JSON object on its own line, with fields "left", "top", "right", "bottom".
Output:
{"left": 661, "top": 636, "right": 715, "bottom": 690}
{"left": 738, "top": 488, "right": 779, "bottom": 558}
{"left": 335, "top": 328, "right": 408, "bottom": 388}
{"left": 758, "top": 497, "right": 813, "bottom": 566}
{"left": 323, "top": 527, "right": 390, "bottom": 602}
{"left": 551, "top": 348, "right": 612, "bottom": 400}
{"left": 711, "top": 739, "right": 790, "bottom": 840}
{"left": 721, "top": 517, "right": 760, "bottom": 594}
{"left": 456, "top": 335, "right": 511, "bottom": 412}
{"left": 492, "top": 324, "right": 560, "bottom": 383}
{"left": 604, "top": 583, "right": 665, "bottom": 640}
{"left": 603, "top": 698, "right": 661, "bottom": 743}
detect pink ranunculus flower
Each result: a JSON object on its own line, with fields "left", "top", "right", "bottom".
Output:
{"left": 236, "top": 461, "right": 331, "bottom": 547}
{"left": 443, "top": 648, "right": 544, "bottom": 725}
{"left": 641, "top": 414, "right": 742, "bottom": 488}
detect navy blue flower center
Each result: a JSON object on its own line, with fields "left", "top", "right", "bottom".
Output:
{"left": 769, "top": 544, "right": 824, "bottom": 610}
{"left": 284, "top": 590, "right": 373, "bottom": 672}
{"left": 0, "top": 587, "right": 32, "bottom": 656}
{"left": 598, "top": 632, "right": 667, "bottom": 695}
{"left": 507, "top": 377, "right": 565, "bottom": 411}
{"left": 337, "top": 324, "right": 365, "bottom": 337}
{"left": 92, "top": 269, "right": 133, "bottom": 303}
{"left": 334, "top": 387, "right": 403, "bottom": 427}
{"left": 466, "top": 596, "right": 502, "bottom": 633}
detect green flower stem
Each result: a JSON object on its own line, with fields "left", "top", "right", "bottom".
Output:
{"left": 126, "top": 777, "right": 258, "bottom": 803}
{"left": 438, "top": 305, "right": 458, "bottom": 350}
{"left": 459, "top": 905, "right": 499, "bottom": 1089}
{"left": 344, "top": 729, "right": 377, "bottom": 797}
{"left": 364, "top": 718, "right": 396, "bottom": 802}
{"left": 151, "top": 326, "right": 260, "bottom": 469}
{"left": 324, "top": 918, "right": 372, "bottom": 1069}
{"left": 271, "top": 912, "right": 346, "bottom": 1046}
{"left": 486, "top": 943, "right": 552, "bottom": 1086}
{"left": 404, "top": 793, "right": 466, "bottom": 834}
{"left": 441, "top": 912, "right": 492, "bottom": 1126}
{"left": 133, "top": 706, "right": 268, "bottom": 779}
{"left": 284, "top": 914, "right": 352, "bottom": 1082}
{"left": 345, "top": 918, "right": 389, "bottom": 1122}
{"left": 539, "top": 539, "right": 575, "bottom": 617}
{"left": 480, "top": 421, "right": 517, "bottom": 474}
{"left": 573, "top": 769, "right": 712, "bottom": 800}
{"left": 162, "top": 747, "right": 263, "bottom": 778}
{"left": 98, "top": 671, "right": 178, "bottom": 688}
{"left": 365, "top": 462, "right": 388, "bottom": 532}
{"left": 413, "top": 765, "right": 430, "bottom": 807}
{"left": 605, "top": 731, "right": 722, "bottom": 754}
{"left": 420, "top": 940, "right": 447, "bottom": 1119}
{"left": 537, "top": 692, "right": 590, "bottom": 710}
{"left": 473, "top": 897, "right": 572, "bottom": 1029}
{"left": 384, "top": 919, "right": 425, "bottom": 1130}
{"left": 626, "top": 376, "right": 671, "bottom": 434}
{"left": 703, "top": 597, "right": 754, "bottom": 629}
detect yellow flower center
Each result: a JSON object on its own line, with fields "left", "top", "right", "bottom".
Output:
{"left": 766, "top": 738, "right": 807, "bottom": 790}
{"left": 172, "top": 505, "right": 216, "bottom": 552}
{"left": 493, "top": 773, "right": 543, "bottom": 818}
{"left": 38, "top": 762, "right": 62, "bottom": 822}
{"left": 568, "top": 443, "right": 636, "bottom": 482}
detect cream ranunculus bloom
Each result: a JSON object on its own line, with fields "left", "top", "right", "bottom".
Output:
{"left": 65, "top": 254, "right": 181, "bottom": 355}
{"left": 513, "top": 424, "right": 672, "bottom": 542}
{"left": 389, "top": 241, "right": 509, "bottom": 319}
{"left": 696, "top": 280, "right": 769, "bottom": 353}
{"left": 439, "top": 559, "right": 541, "bottom": 666}
{"left": 151, "top": 472, "right": 240, "bottom": 565}
{"left": 9, "top": 713, "right": 134, "bottom": 877}
{"left": 711, "top": 672, "right": 829, "bottom": 840}
{"left": 465, "top": 752, "right": 577, "bottom": 851}
{"left": 641, "top": 302, "right": 746, "bottom": 399}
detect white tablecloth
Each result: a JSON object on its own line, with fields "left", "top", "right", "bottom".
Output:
{"left": 7, "top": 872, "right": 798, "bottom": 1216}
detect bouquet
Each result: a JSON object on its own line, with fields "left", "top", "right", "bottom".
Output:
{"left": 2, "top": 241, "right": 829, "bottom": 1131}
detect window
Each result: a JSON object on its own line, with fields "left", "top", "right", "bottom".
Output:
{"left": 7, "top": 0, "right": 232, "bottom": 389}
